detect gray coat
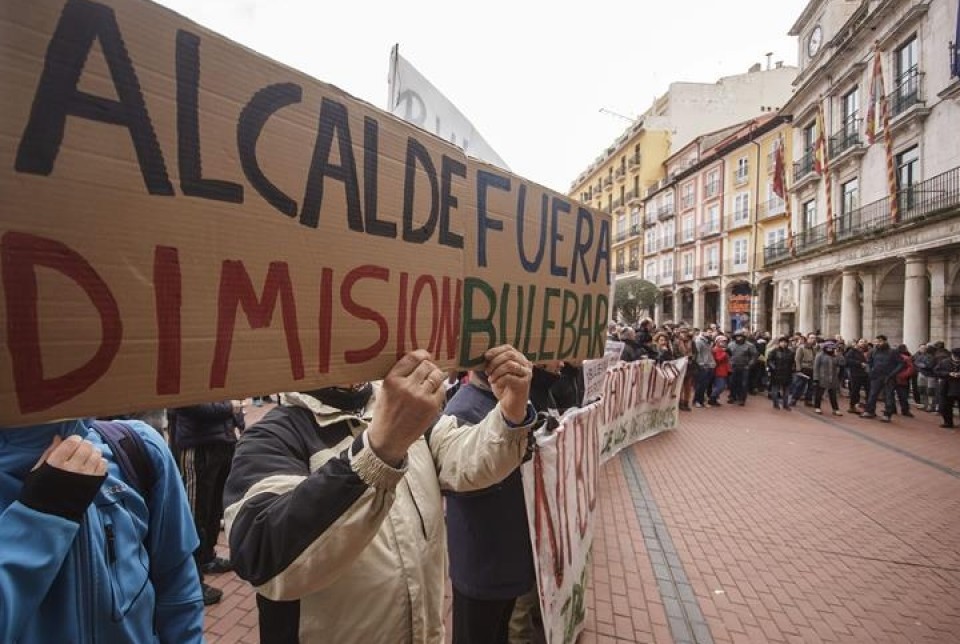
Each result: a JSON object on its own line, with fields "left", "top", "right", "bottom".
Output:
{"left": 813, "top": 352, "right": 844, "bottom": 390}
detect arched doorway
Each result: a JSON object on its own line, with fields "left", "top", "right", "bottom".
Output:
{"left": 702, "top": 284, "right": 721, "bottom": 328}
{"left": 661, "top": 290, "right": 675, "bottom": 323}
{"left": 678, "top": 288, "right": 694, "bottom": 325}
{"left": 874, "top": 263, "right": 905, "bottom": 345}
{"left": 758, "top": 279, "right": 774, "bottom": 332}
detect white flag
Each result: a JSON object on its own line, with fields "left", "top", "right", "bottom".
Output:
{"left": 387, "top": 45, "right": 509, "bottom": 170}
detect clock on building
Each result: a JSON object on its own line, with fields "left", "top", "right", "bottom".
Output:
{"left": 807, "top": 24, "right": 823, "bottom": 57}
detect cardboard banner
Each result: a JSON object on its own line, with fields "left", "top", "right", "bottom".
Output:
{"left": 522, "top": 357, "right": 686, "bottom": 644}
{"left": 0, "top": 0, "right": 609, "bottom": 424}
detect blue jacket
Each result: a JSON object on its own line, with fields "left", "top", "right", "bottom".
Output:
{"left": 443, "top": 384, "right": 535, "bottom": 600}
{"left": 0, "top": 419, "right": 204, "bottom": 643}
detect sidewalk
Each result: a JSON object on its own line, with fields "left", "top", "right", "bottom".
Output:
{"left": 205, "top": 398, "right": 960, "bottom": 643}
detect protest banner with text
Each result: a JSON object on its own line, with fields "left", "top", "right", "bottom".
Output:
{"left": 523, "top": 357, "right": 686, "bottom": 643}
{"left": 0, "top": 0, "right": 609, "bottom": 424}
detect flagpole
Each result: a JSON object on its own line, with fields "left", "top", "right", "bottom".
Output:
{"left": 387, "top": 43, "right": 399, "bottom": 111}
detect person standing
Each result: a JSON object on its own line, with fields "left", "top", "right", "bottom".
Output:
{"left": 223, "top": 347, "right": 540, "bottom": 643}
{"left": 0, "top": 418, "right": 204, "bottom": 642}
{"left": 173, "top": 401, "right": 243, "bottom": 604}
{"left": 767, "top": 337, "right": 795, "bottom": 410}
{"left": 813, "top": 342, "right": 844, "bottom": 415}
{"left": 893, "top": 345, "right": 916, "bottom": 418}
{"left": 844, "top": 340, "right": 870, "bottom": 413}
{"left": 791, "top": 335, "right": 817, "bottom": 407}
{"left": 693, "top": 330, "right": 717, "bottom": 408}
{"left": 727, "top": 331, "right": 758, "bottom": 406}
{"left": 861, "top": 335, "right": 903, "bottom": 422}
{"left": 673, "top": 328, "right": 696, "bottom": 411}
{"left": 710, "top": 336, "right": 731, "bottom": 406}
{"left": 934, "top": 348, "right": 960, "bottom": 429}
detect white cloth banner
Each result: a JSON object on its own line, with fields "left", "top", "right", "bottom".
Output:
{"left": 522, "top": 357, "right": 687, "bottom": 643}
{"left": 387, "top": 45, "right": 509, "bottom": 170}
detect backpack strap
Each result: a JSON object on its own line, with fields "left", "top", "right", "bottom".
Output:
{"left": 91, "top": 420, "right": 157, "bottom": 502}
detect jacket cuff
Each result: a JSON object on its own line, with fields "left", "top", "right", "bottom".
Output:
{"left": 20, "top": 463, "right": 106, "bottom": 523}
{"left": 349, "top": 432, "right": 407, "bottom": 490}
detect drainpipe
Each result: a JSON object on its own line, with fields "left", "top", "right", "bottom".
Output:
{"left": 749, "top": 131, "right": 762, "bottom": 333}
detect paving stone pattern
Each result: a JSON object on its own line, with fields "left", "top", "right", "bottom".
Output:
{"left": 206, "top": 400, "right": 960, "bottom": 643}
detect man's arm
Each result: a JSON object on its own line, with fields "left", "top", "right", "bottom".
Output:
{"left": 224, "top": 412, "right": 402, "bottom": 602}
{"left": 132, "top": 422, "right": 204, "bottom": 644}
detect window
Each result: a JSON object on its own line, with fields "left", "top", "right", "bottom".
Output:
{"left": 735, "top": 158, "right": 749, "bottom": 184}
{"left": 896, "top": 36, "right": 918, "bottom": 83}
{"left": 705, "top": 169, "right": 720, "bottom": 197}
{"left": 894, "top": 36, "right": 920, "bottom": 114}
{"left": 629, "top": 245, "right": 639, "bottom": 269}
{"left": 662, "top": 255, "right": 674, "bottom": 279}
{"left": 897, "top": 145, "right": 919, "bottom": 210}
{"left": 802, "top": 122, "right": 816, "bottom": 155}
{"left": 619, "top": 186, "right": 625, "bottom": 205}
{"left": 705, "top": 204, "right": 720, "bottom": 233}
{"left": 632, "top": 175, "right": 640, "bottom": 197}
{"left": 841, "top": 87, "right": 859, "bottom": 133}
{"left": 682, "top": 252, "right": 695, "bottom": 278}
{"left": 682, "top": 214, "right": 695, "bottom": 241}
{"left": 607, "top": 195, "right": 612, "bottom": 213}
{"left": 664, "top": 191, "right": 675, "bottom": 212}
{"left": 841, "top": 178, "right": 859, "bottom": 215}
{"left": 705, "top": 246, "right": 719, "bottom": 273}
{"left": 733, "top": 238, "right": 748, "bottom": 266}
{"left": 802, "top": 199, "right": 817, "bottom": 230}
{"left": 664, "top": 220, "right": 676, "bottom": 246}
{"left": 681, "top": 181, "right": 696, "bottom": 209}
{"left": 616, "top": 249, "right": 625, "bottom": 272}
{"left": 645, "top": 229, "right": 657, "bottom": 254}
{"left": 766, "top": 228, "right": 787, "bottom": 251}
{"left": 630, "top": 207, "right": 641, "bottom": 228}
{"left": 645, "top": 260, "right": 657, "bottom": 281}
{"left": 733, "top": 193, "right": 750, "bottom": 223}
{"left": 616, "top": 214, "right": 626, "bottom": 235}
{"left": 766, "top": 182, "right": 785, "bottom": 215}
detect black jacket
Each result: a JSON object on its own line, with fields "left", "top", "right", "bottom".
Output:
{"left": 172, "top": 402, "right": 240, "bottom": 449}
{"left": 867, "top": 345, "right": 904, "bottom": 381}
{"left": 934, "top": 358, "right": 960, "bottom": 397}
{"left": 767, "top": 347, "right": 795, "bottom": 384}
{"left": 844, "top": 347, "right": 868, "bottom": 377}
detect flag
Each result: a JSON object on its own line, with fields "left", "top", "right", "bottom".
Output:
{"left": 812, "top": 101, "right": 828, "bottom": 175}
{"left": 772, "top": 135, "right": 795, "bottom": 256}
{"left": 387, "top": 44, "right": 510, "bottom": 170}
{"left": 865, "top": 47, "right": 884, "bottom": 144}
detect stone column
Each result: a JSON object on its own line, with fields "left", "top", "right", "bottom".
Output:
{"left": 902, "top": 255, "right": 928, "bottom": 350}
{"left": 719, "top": 281, "right": 729, "bottom": 331}
{"left": 798, "top": 277, "right": 815, "bottom": 334}
{"left": 693, "top": 286, "right": 704, "bottom": 329}
{"left": 928, "top": 257, "right": 947, "bottom": 343}
{"left": 840, "top": 270, "right": 862, "bottom": 342}
{"left": 861, "top": 270, "right": 876, "bottom": 340}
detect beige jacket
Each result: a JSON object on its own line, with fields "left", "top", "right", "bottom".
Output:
{"left": 224, "top": 388, "right": 534, "bottom": 643}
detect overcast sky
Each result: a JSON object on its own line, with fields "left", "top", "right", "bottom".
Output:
{"left": 156, "top": 0, "right": 810, "bottom": 194}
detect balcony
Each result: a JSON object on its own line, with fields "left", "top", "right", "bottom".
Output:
{"left": 624, "top": 190, "right": 635, "bottom": 204}
{"left": 676, "top": 268, "right": 695, "bottom": 283}
{"left": 603, "top": 177, "right": 613, "bottom": 191}
{"left": 704, "top": 181, "right": 720, "bottom": 198}
{"left": 759, "top": 197, "right": 786, "bottom": 219}
{"left": 644, "top": 212, "right": 658, "bottom": 228}
{"left": 724, "top": 259, "right": 750, "bottom": 275}
{"left": 657, "top": 203, "right": 676, "bottom": 220}
{"left": 658, "top": 271, "right": 674, "bottom": 287}
{"left": 627, "top": 191, "right": 642, "bottom": 206}
{"left": 678, "top": 228, "right": 697, "bottom": 245}
{"left": 660, "top": 235, "right": 674, "bottom": 250}
{"left": 680, "top": 194, "right": 696, "bottom": 211}
{"left": 763, "top": 165, "right": 960, "bottom": 265}
{"left": 734, "top": 169, "right": 749, "bottom": 186}
{"left": 628, "top": 155, "right": 641, "bottom": 169}
{"left": 829, "top": 117, "right": 864, "bottom": 160}
{"left": 793, "top": 150, "right": 816, "bottom": 183}
{"left": 614, "top": 230, "right": 628, "bottom": 244}
{"left": 763, "top": 240, "right": 791, "bottom": 265}
{"left": 766, "top": 150, "right": 777, "bottom": 174}
{"left": 615, "top": 167, "right": 626, "bottom": 183}
{"left": 629, "top": 223, "right": 642, "bottom": 237}
{"left": 698, "top": 263, "right": 721, "bottom": 279}
{"left": 615, "top": 263, "right": 626, "bottom": 275}
{"left": 725, "top": 210, "right": 751, "bottom": 230}
{"left": 628, "top": 259, "right": 639, "bottom": 272}
{"left": 890, "top": 68, "right": 927, "bottom": 120}
{"left": 699, "top": 219, "right": 722, "bottom": 238}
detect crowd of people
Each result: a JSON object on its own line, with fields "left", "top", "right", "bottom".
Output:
{"left": 608, "top": 319, "right": 960, "bottom": 427}
{"left": 3, "top": 328, "right": 959, "bottom": 643}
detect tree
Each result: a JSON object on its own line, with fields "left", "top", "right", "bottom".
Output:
{"left": 613, "top": 277, "right": 660, "bottom": 325}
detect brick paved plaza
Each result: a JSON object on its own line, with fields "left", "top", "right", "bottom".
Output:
{"left": 204, "top": 399, "right": 960, "bottom": 643}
